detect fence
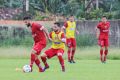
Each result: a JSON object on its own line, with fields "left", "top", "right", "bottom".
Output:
{"left": 0, "top": 20, "right": 119, "bottom": 47}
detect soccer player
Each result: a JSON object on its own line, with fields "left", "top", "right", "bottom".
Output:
{"left": 62, "top": 15, "right": 79, "bottom": 63}
{"left": 96, "top": 16, "right": 110, "bottom": 63}
{"left": 41, "top": 22, "right": 66, "bottom": 72}
{"left": 23, "top": 16, "right": 50, "bottom": 72}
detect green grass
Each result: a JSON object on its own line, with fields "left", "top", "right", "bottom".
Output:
{"left": 0, "top": 59, "right": 120, "bottom": 80}
{"left": 0, "top": 46, "right": 120, "bottom": 80}
{"left": 0, "top": 46, "right": 120, "bottom": 60}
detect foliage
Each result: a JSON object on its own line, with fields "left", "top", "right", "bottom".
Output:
{"left": 0, "top": 0, "right": 120, "bottom": 19}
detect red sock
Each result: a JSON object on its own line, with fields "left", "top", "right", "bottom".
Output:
{"left": 71, "top": 49, "right": 75, "bottom": 61}
{"left": 67, "top": 49, "right": 71, "bottom": 61}
{"left": 104, "top": 50, "right": 108, "bottom": 61}
{"left": 58, "top": 56, "right": 64, "bottom": 67}
{"left": 35, "top": 58, "right": 42, "bottom": 69}
{"left": 41, "top": 56, "right": 48, "bottom": 67}
{"left": 30, "top": 53, "right": 36, "bottom": 68}
{"left": 100, "top": 49, "right": 103, "bottom": 62}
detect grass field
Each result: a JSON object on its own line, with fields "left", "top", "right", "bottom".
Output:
{"left": 0, "top": 59, "right": 120, "bottom": 80}
{"left": 0, "top": 46, "right": 120, "bottom": 80}
{"left": 0, "top": 46, "right": 120, "bottom": 60}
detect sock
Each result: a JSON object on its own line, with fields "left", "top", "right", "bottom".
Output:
{"left": 35, "top": 58, "right": 42, "bottom": 69}
{"left": 71, "top": 49, "right": 75, "bottom": 61}
{"left": 30, "top": 53, "right": 36, "bottom": 68}
{"left": 58, "top": 56, "right": 64, "bottom": 67}
{"left": 100, "top": 49, "right": 103, "bottom": 62}
{"left": 67, "top": 49, "right": 71, "bottom": 61}
{"left": 41, "top": 56, "right": 48, "bottom": 67}
{"left": 104, "top": 50, "right": 108, "bottom": 61}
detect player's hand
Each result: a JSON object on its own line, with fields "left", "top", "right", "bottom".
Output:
{"left": 49, "top": 38, "right": 52, "bottom": 42}
{"left": 61, "top": 38, "right": 66, "bottom": 43}
{"left": 40, "top": 26, "right": 44, "bottom": 30}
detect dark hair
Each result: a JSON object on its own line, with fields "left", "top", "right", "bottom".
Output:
{"left": 54, "top": 22, "right": 61, "bottom": 27}
{"left": 70, "top": 14, "right": 74, "bottom": 17}
{"left": 23, "top": 16, "right": 31, "bottom": 20}
{"left": 102, "top": 16, "right": 107, "bottom": 18}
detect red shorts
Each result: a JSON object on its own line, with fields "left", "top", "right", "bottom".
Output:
{"left": 33, "top": 42, "right": 46, "bottom": 55}
{"left": 66, "top": 38, "right": 76, "bottom": 48}
{"left": 45, "top": 48, "right": 64, "bottom": 59}
{"left": 98, "top": 39, "right": 109, "bottom": 47}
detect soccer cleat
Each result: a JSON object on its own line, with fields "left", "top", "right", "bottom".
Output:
{"left": 71, "top": 60, "right": 76, "bottom": 63}
{"left": 44, "top": 65, "right": 49, "bottom": 71}
{"left": 68, "top": 60, "right": 72, "bottom": 63}
{"left": 102, "top": 61, "right": 106, "bottom": 64}
{"left": 30, "top": 65, "right": 33, "bottom": 72}
{"left": 30, "top": 68, "right": 33, "bottom": 72}
{"left": 62, "top": 66, "right": 65, "bottom": 72}
{"left": 39, "top": 68, "right": 44, "bottom": 72}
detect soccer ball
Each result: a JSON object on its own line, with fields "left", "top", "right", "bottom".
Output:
{"left": 22, "top": 65, "right": 31, "bottom": 73}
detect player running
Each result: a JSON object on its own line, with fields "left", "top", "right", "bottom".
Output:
{"left": 23, "top": 16, "right": 50, "bottom": 72}
{"left": 96, "top": 16, "right": 110, "bottom": 63}
{"left": 41, "top": 22, "right": 66, "bottom": 72}
{"left": 62, "top": 15, "right": 79, "bottom": 63}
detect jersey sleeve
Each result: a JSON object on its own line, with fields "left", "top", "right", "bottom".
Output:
{"left": 63, "top": 22, "right": 68, "bottom": 28}
{"left": 106, "top": 22, "right": 110, "bottom": 29}
{"left": 61, "top": 33, "right": 65, "bottom": 39}
{"left": 97, "top": 22, "right": 101, "bottom": 29}
{"left": 49, "top": 32, "right": 52, "bottom": 38}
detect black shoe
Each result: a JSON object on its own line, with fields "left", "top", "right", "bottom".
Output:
{"left": 44, "top": 66, "right": 49, "bottom": 71}
{"left": 68, "top": 60, "right": 72, "bottom": 63}
{"left": 71, "top": 60, "right": 76, "bottom": 63}
{"left": 102, "top": 61, "right": 106, "bottom": 64}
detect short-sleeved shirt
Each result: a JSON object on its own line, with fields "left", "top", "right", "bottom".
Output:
{"left": 49, "top": 31, "right": 65, "bottom": 50}
{"left": 64, "top": 21, "right": 76, "bottom": 38}
{"left": 97, "top": 21, "right": 110, "bottom": 39}
{"left": 31, "top": 22, "right": 46, "bottom": 44}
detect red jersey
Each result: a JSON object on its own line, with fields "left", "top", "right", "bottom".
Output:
{"left": 97, "top": 21, "right": 110, "bottom": 39}
{"left": 31, "top": 22, "right": 46, "bottom": 44}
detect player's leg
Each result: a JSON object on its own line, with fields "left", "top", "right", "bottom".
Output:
{"left": 57, "top": 49, "right": 65, "bottom": 72}
{"left": 41, "top": 53, "right": 49, "bottom": 70}
{"left": 33, "top": 43, "right": 46, "bottom": 72}
{"left": 100, "top": 47, "right": 104, "bottom": 62}
{"left": 67, "top": 38, "right": 72, "bottom": 63}
{"left": 103, "top": 46, "right": 108, "bottom": 62}
{"left": 41, "top": 48, "right": 56, "bottom": 70}
{"left": 71, "top": 38, "right": 76, "bottom": 63}
{"left": 98, "top": 39, "right": 104, "bottom": 62}
{"left": 103, "top": 39, "right": 109, "bottom": 62}
{"left": 68, "top": 48, "right": 72, "bottom": 63}
{"left": 34, "top": 54, "right": 44, "bottom": 72}
{"left": 30, "top": 49, "right": 37, "bottom": 71}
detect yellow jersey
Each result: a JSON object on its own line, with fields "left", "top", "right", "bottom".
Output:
{"left": 50, "top": 31, "right": 65, "bottom": 50}
{"left": 66, "top": 21, "right": 76, "bottom": 38}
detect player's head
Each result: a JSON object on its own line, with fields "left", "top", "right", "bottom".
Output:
{"left": 101, "top": 16, "right": 107, "bottom": 23}
{"left": 69, "top": 15, "right": 74, "bottom": 22}
{"left": 52, "top": 22, "right": 61, "bottom": 32}
{"left": 23, "top": 16, "right": 31, "bottom": 27}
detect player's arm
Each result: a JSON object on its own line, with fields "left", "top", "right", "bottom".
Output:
{"left": 48, "top": 32, "right": 53, "bottom": 42}
{"left": 75, "top": 22, "right": 79, "bottom": 35}
{"left": 57, "top": 33, "right": 66, "bottom": 43}
{"left": 42, "top": 27, "right": 52, "bottom": 41}
{"left": 38, "top": 24, "right": 51, "bottom": 41}
{"left": 61, "top": 22, "right": 67, "bottom": 31}
{"left": 95, "top": 25, "right": 100, "bottom": 39}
